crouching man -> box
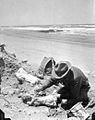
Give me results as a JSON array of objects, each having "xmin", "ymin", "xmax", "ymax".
[{"xmin": 35, "ymin": 61, "xmax": 90, "ymax": 109}]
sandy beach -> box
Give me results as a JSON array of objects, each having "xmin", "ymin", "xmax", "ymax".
[
  {"xmin": 1, "ymin": 0, "xmax": 95, "ymax": 119},
  {"xmin": 0, "ymin": 29, "xmax": 95, "ymax": 74},
  {"xmin": 0, "ymin": 28, "xmax": 95, "ymax": 120}
]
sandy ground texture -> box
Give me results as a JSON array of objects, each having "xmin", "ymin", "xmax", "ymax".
[
  {"xmin": 0, "ymin": 29, "xmax": 95, "ymax": 120},
  {"xmin": 0, "ymin": 48, "xmax": 68, "ymax": 120},
  {"xmin": 0, "ymin": 45, "xmax": 95, "ymax": 120}
]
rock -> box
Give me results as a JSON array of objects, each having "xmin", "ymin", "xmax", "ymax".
[
  {"xmin": 21, "ymin": 93, "xmax": 32, "ymax": 104},
  {"xmin": 15, "ymin": 68, "xmax": 39, "ymax": 86},
  {"xmin": 1, "ymin": 87, "xmax": 20, "ymax": 96}
]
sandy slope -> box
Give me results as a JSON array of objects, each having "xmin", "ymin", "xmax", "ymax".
[
  {"xmin": 0, "ymin": 31, "xmax": 95, "ymax": 120},
  {"xmin": 0, "ymin": 52, "xmax": 67, "ymax": 120}
]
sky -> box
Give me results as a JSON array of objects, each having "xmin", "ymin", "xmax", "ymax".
[{"xmin": 0, "ymin": 0, "xmax": 94, "ymax": 26}]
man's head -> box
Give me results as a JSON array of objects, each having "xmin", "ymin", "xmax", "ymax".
[
  {"xmin": 40, "ymin": 57, "xmax": 56, "ymax": 75},
  {"xmin": 52, "ymin": 61, "xmax": 71, "ymax": 79}
]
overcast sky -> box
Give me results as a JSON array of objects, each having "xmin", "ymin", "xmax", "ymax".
[{"xmin": 0, "ymin": 0, "xmax": 94, "ymax": 26}]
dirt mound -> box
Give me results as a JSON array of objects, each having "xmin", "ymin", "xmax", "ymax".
[
  {"xmin": 0, "ymin": 44, "xmax": 95, "ymax": 120},
  {"xmin": 0, "ymin": 45, "xmax": 67, "ymax": 120}
]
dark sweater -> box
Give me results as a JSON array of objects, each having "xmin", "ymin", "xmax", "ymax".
[{"xmin": 38, "ymin": 66, "xmax": 90, "ymax": 99}]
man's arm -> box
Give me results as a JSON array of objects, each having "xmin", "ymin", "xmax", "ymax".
[
  {"xmin": 53, "ymin": 83, "xmax": 64, "ymax": 93},
  {"xmin": 35, "ymin": 76, "xmax": 54, "ymax": 92}
]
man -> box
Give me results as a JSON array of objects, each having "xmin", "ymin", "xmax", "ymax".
[
  {"xmin": 35, "ymin": 61, "xmax": 90, "ymax": 109},
  {"xmin": 36, "ymin": 57, "xmax": 55, "ymax": 79}
]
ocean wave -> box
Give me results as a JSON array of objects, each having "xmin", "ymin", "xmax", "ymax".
[{"xmin": 0, "ymin": 26, "xmax": 95, "ymax": 46}]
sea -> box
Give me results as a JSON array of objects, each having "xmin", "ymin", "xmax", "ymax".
[{"xmin": 0, "ymin": 24, "xmax": 95, "ymax": 75}]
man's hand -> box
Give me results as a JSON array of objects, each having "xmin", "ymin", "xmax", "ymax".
[{"xmin": 52, "ymin": 90, "xmax": 60, "ymax": 98}]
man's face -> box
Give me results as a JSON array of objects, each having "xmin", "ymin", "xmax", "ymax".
[{"xmin": 45, "ymin": 67, "xmax": 52, "ymax": 75}]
